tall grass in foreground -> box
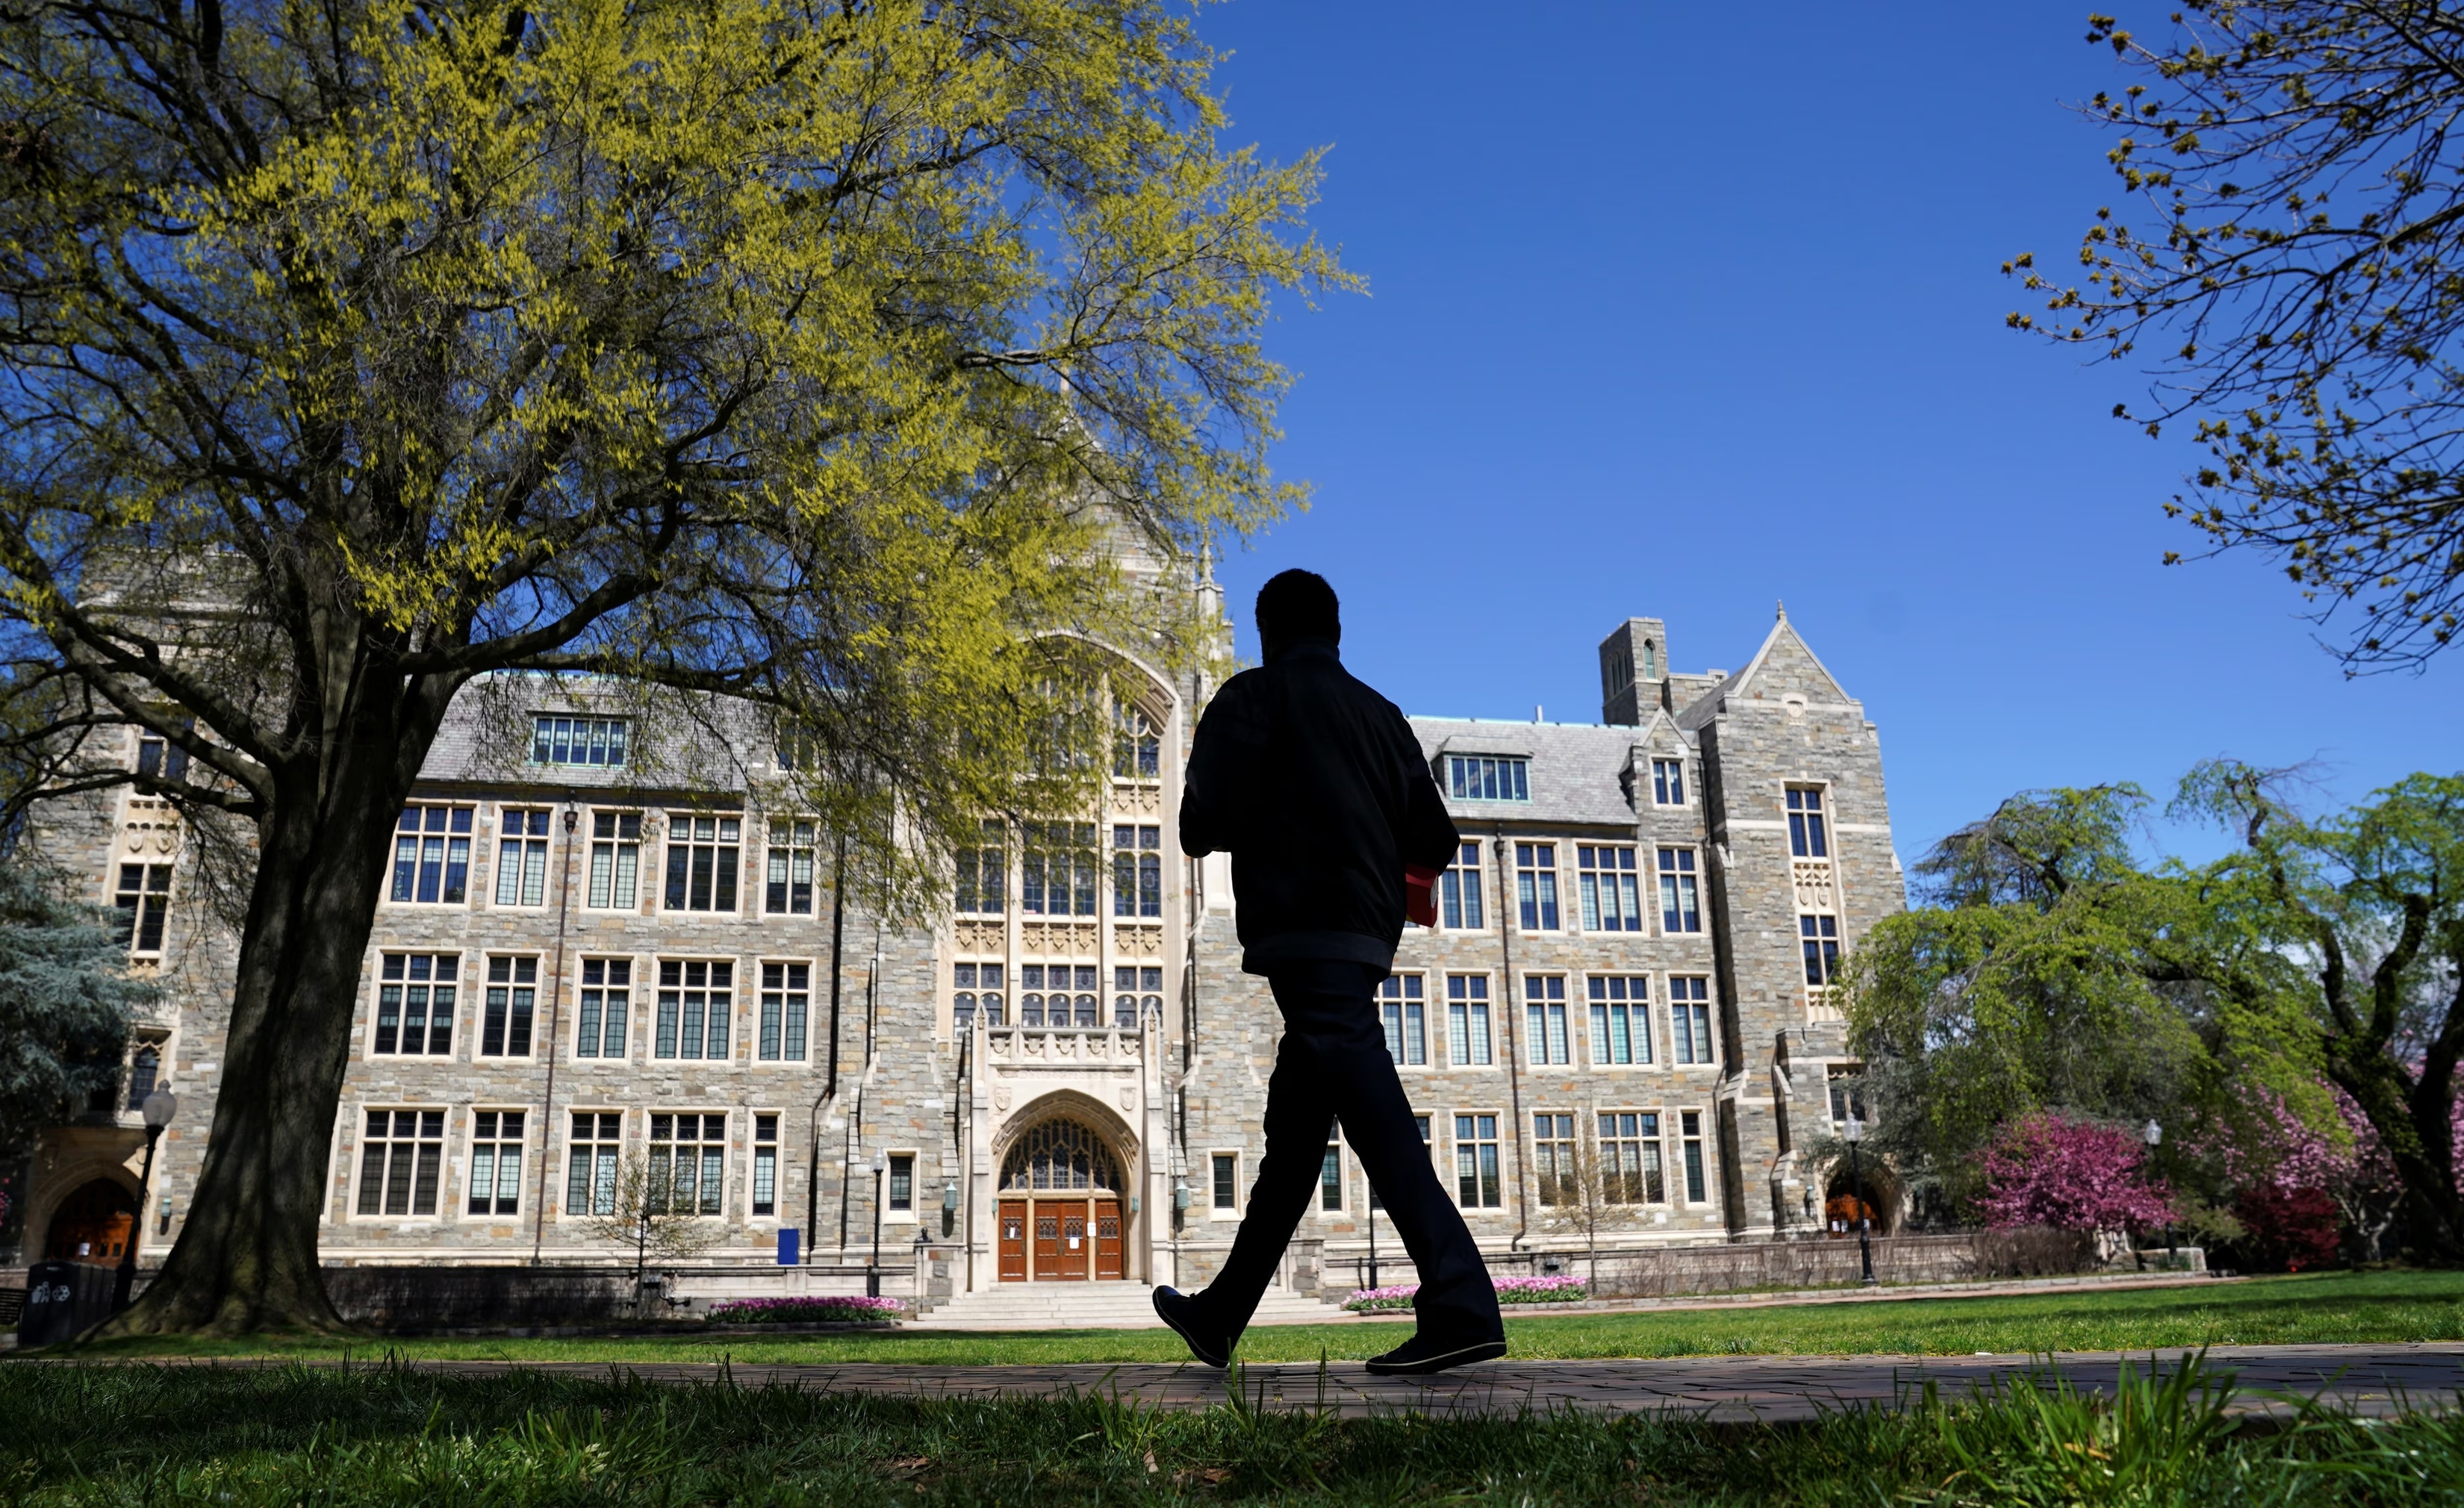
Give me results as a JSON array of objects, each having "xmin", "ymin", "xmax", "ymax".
[{"xmin": 1, "ymin": 1354, "xmax": 2460, "ymax": 1505}]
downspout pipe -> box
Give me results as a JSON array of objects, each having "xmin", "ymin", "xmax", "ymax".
[
  {"xmin": 529, "ymin": 803, "xmax": 580, "ymax": 1265},
  {"xmin": 1494, "ymin": 829, "xmax": 1531, "ymax": 1257}
]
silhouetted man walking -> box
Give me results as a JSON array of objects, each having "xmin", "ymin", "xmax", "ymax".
[{"xmin": 1154, "ymin": 570, "xmax": 1505, "ymax": 1376}]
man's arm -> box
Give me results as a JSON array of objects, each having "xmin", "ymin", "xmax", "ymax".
[{"xmin": 1179, "ymin": 679, "xmax": 1263, "ymax": 858}]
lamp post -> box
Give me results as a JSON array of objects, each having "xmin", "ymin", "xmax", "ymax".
[
  {"xmin": 1844, "ymin": 1113, "xmax": 1876, "ymax": 1286},
  {"xmin": 866, "ymin": 1147, "xmax": 887, "ymax": 1297},
  {"xmin": 2144, "ymin": 1119, "xmax": 2171, "ymax": 1267},
  {"xmin": 114, "ymin": 1090, "xmax": 178, "ymax": 1312},
  {"xmin": 1360, "ymin": 1183, "xmax": 1380, "ymax": 1291}
]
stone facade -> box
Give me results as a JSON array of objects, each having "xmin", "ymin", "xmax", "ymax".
[{"xmin": 6, "ymin": 602, "xmax": 1903, "ymax": 1305}]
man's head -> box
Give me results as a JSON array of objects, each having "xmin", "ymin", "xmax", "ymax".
[{"xmin": 1254, "ymin": 569, "xmax": 1340, "ymax": 660}]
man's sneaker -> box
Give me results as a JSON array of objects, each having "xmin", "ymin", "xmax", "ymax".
[
  {"xmin": 1152, "ymin": 1286, "xmax": 1231, "ymax": 1368},
  {"xmin": 1364, "ymin": 1332, "xmax": 1508, "ymax": 1377}
]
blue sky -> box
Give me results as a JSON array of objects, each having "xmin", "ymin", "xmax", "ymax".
[{"xmin": 1191, "ymin": 0, "xmax": 2461, "ymax": 869}]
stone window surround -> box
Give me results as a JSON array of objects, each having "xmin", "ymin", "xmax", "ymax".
[
  {"xmin": 1207, "ymin": 1150, "xmax": 1242, "ymax": 1218},
  {"xmin": 882, "ymin": 1148, "xmax": 920, "ymax": 1224}
]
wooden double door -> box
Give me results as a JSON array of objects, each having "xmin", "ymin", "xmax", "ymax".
[{"xmin": 997, "ymin": 1196, "xmax": 1124, "ymax": 1282}]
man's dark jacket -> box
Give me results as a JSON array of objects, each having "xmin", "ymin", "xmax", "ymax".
[{"xmin": 1180, "ymin": 638, "xmax": 1461, "ymax": 975}]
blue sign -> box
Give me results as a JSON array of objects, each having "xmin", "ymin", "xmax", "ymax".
[{"xmin": 776, "ymin": 1227, "xmax": 800, "ymax": 1266}]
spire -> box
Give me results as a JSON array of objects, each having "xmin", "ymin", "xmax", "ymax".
[{"xmin": 1776, "ymin": 598, "xmax": 1788, "ymax": 623}]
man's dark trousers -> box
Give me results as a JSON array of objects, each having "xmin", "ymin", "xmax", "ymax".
[{"xmin": 1195, "ymin": 958, "xmax": 1502, "ymax": 1343}]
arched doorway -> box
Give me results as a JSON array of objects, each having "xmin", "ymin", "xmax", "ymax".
[
  {"xmin": 995, "ymin": 1119, "xmax": 1124, "ymax": 1282},
  {"xmin": 1823, "ymin": 1163, "xmax": 1896, "ymax": 1237},
  {"xmin": 45, "ymin": 1178, "xmax": 136, "ymax": 1264}
]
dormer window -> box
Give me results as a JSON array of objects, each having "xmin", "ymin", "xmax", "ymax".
[
  {"xmin": 1446, "ymin": 755, "xmax": 1529, "ymax": 803},
  {"xmin": 531, "ymin": 715, "xmax": 628, "ymax": 767}
]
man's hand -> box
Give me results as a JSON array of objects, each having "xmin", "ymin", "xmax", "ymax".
[{"xmin": 1404, "ymin": 864, "xmax": 1440, "ymax": 928}]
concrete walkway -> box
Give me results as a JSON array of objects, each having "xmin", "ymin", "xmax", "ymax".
[{"xmin": 150, "ymin": 1343, "xmax": 2464, "ymax": 1422}]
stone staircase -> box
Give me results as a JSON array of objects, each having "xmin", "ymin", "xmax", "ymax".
[{"xmin": 913, "ymin": 1280, "xmax": 1354, "ymax": 1331}]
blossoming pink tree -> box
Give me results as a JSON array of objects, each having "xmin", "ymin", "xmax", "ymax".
[
  {"xmin": 1973, "ymin": 1113, "xmax": 2177, "ymax": 1250},
  {"xmin": 2201, "ymin": 1086, "xmax": 2406, "ymax": 1262}
]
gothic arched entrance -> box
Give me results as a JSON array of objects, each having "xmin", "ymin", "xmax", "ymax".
[
  {"xmin": 996, "ymin": 1118, "xmax": 1124, "ymax": 1282},
  {"xmin": 1823, "ymin": 1162, "xmax": 1897, "ymax": 1237},
  {"xmin": 44, "ymin": 1177, "xmax": 136, "ymax": 1264}
]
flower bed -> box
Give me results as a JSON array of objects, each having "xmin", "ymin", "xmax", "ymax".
[
  {"xmin": 705, "ymin": 1295, "xmax": 905, "ymax": 1326},
  {"xmin": 1341, "ymin": 1274, "xmax": 1588, "ymax": 1313}
]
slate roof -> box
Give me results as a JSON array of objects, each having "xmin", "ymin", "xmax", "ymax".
[{"xmin": 1407, "ymin": 716, "xmax": 1682, "ymax": 829}]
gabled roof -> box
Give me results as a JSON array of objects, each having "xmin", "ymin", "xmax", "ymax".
[{"xmin": 1714, "ymin": 606, "xmax": 1853, "ymax": 708}]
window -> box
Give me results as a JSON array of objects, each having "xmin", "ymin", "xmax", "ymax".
[
  {"xmin": 889, "ymin": 1152, "xmax": 915, "ymax": 1213},
  {"xmin": 134, "ymin": 728, "xmax": 190, "ymax": 782},
  {"xmin": 1446, "ymin": 755, "xmax": 1530, "ymax": 802},
  {"xmin": 1588, "ymin": 976, "xmax": 1651, "ymax": 1065},
  {"xmin": 1440, "ymin": 841, "xmax": 1484, "ymax": 929},
  {"xmin": 588, "ymin": 811, "xmax": 643, "ymax": 909},
  {"xmin": 648, "ymin": 1113, "xmax": 725, "ymax": 1215},
  {"xmin": 1114, "ymin": 704, "xmax": 1160, "ymax": 779},
  {"xmin": 1516, "ymin": 843, "xmax": 1560, "ymax": 930},
  {"xmin": 1212, "ymin": 1152, "xmax": 1239, "ymax": 1210},
  {"xmin": 1801, "ymin": 915, "xmax": 1841, "ymax": 986},
  {"xmin": 1828, "ymin": 1065, "xmax": 1867, "ymax": 1127},
  {"xmin": 753, "ymin": 1115, "xmax": 780, "ymax": 1216},
  {"xmin": 655, "ymin": 960, "xmax": 734, "ymax": 1060},
  {"xmin": 1641, "ymin": 640, "xmax": 1658, "ymax": 680},
  {"xmin": 765, "ymin": 820, "xmax": 817, "ymax": 915},
  {"xmin": 531, "ymin": 714, "xmax": 628, "ymax": 767},
  {"xmin": 955, "ymin": 821, "xmax": 1004, "ymax": 914},
  {"xmin": 1113, "ymin": 966, "xmax": 1163, "ymax": 1029},
  {"xmin": 1534, "ymin": 1114, "xmax": 1577, "ymax": 1206},
  {"xmin": 566, "ymin": 1112, "xmax": 622, "ymax": 1217},
  {"xmin": 467, "ymin": 1110, "xmax": 525, "ymax": 1216},
  {"xmin": 1455, "ymin": 1114, "xmax": 1502, "ymax": 1207},
  {"xmin": 1320, "ymin": 1141, "xmax": 1343, "ymax": 1211},
  {"xmin": 759, "ymin": 962, "xmax": 809, "ymax": 1062},
  {"xmin": 1380, "ymin": 973, "xmax": 1427, "ymax": 1066},
  {"xmin": 1680, "ymin": 1110, "xmax": 1708, "ymax": 1203},
  {"xmin": 1670, "ymin": 976, "xmax": 1715, "ymax": 1065},
  {"xmin": 355, "ymin": 1109, "xmax": 444, "ymax": 1217},
  {"xmin": 1657, "ymin": 848, "xmax": 1702, "ymax": 933},
  {"xmin": 1524, "ymin": 975, "xmax": 1569, "ymax": 1065},
  {"xmin": 374, "ymin": 953, "xmax": 458, "ymax": 1056},
  {"xmin": 125, "ymin": 1041, "xmax": 161, "ymax": 1109},
  {"xmin": 113, "ymin": 863, "xmax": 172, "ymax": 953},
  {"xmin": 391, "ymin": 806, "xmax": 473, "ymax": 904},
  {"xmin": 494, "ymin": 808, "xmax": 552, "ymax": 907},
  {"xmin": 1599, "ymin": 1112, "xmax": 1665, "ymax": 1203},
  {"xmin": 1022, "ymin": 823, "xmax": 1098, "ymax": 916},
  {"xmin": 1112, "ymin": 825, "xmax": 1163, "ymax": 918},
  {"xmin": 664, "ymin": 814, "xmax": 741, "ymax": 912},
  {"xmin": 1019, "ymin": 965, "xmax": 1097, "ymax": 1028},
  {"xmin": 1576, "ymin": 845, "xmax": 1640, "ymax": 932},
  {"xmin": 481, "ymin": 956, "xmax": 538, "ymax": 1057},
  {"xmin": 1446, "ymin": 974, "xmax": 1492, "ymax": 1066},
  {"xmin": 1651, "ymin": 758, "xmax": 1685, "ymax": 806},
  {"xmin": 1788, "ymin": 787, "xmax": 1829, "ymax": 859},
  {"xmin": 954, "ymin": 962, "xmax": 1004, "ymax": 1029},
  {"xmin": 574, "ymin": 958, "xmax": 631, "ymax": 1059}
]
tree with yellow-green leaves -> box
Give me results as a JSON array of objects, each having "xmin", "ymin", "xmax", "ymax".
[{"xmin": 0, "ymin": 0, "xmax": 1346, "ymax": 1335}]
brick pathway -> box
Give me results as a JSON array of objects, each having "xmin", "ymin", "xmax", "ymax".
[{"xmin": 237, "ymin": 1343, "xmax": 2464, "ymax": 1422}]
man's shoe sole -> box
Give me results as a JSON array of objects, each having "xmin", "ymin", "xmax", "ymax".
[
  {"xmin": 1364, "ymin": 1339, "xmax": 1508, "ymax": 1377},
  {"xmin": 1152, "ymin": 1290, "xmax": 1229, "ymax": 1368}
]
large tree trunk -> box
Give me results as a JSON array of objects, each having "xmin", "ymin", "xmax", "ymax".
[
  {"xmin": 101, "ymin": 670, "xmax": 456, "ymax": 1336},
  {"xmin": 2330, "ymin": 1053, "xmax": 2464, "ymax": 1266}
]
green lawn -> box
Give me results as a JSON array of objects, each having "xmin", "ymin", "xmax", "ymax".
[
  {"xmin": 6, "ymin": 1347, "xmax": 2464, "ymax": 1506},
  {"xmin": 44, "ymin": 1269, "xmax": 2464, "ymax": 1366}
]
